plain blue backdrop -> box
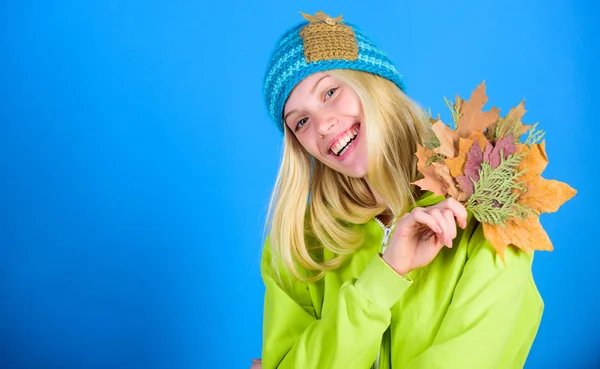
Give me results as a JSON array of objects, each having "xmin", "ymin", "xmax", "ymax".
[{"xmin": 0, "ymin": 0, "xmax": 597, "ymax": 368}]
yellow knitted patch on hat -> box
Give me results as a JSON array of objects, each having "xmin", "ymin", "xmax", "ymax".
[{"xmin": 299, "ymin": 11, "xmax": 358, "ymax": 62}]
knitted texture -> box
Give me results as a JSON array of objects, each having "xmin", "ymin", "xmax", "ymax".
[
  {"xmin": 263, "ymin": 12, "xmax": 405, "ymax": 132},
  {"xmin": 300, "ymin": 22, "xmax": 358, "ymax": 62}
]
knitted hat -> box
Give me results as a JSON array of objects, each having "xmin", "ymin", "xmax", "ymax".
[{"xmin": 263, "ymin": 11, "xmax": 405, "ymax": 132}]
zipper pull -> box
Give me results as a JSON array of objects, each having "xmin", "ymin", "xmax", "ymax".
[{"xmin": 382, "ymin": 227, "xmax": 392, "ymax": 246}]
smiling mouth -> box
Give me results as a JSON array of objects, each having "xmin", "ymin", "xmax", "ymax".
[{"xmin": 330, "ymin": 124, "xmax": 360, "ymax": 156}]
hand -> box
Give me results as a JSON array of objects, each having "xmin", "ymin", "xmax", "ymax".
[
  {"xmin": 382, "ymin": 197, "xmax": 468, "ymax": 276},
  {"xmin": 250, "ymin": 359, "xmax": 262, "ymax": 369}
]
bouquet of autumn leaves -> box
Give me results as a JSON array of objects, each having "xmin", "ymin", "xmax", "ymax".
[{"xmin": 413, "ymin": 82, "xmax": 577, "ymax": 261}]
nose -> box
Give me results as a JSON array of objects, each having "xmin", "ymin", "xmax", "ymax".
[{"xmin": 315, "ymin": 113, "xmax": 338, "ymax": 136}]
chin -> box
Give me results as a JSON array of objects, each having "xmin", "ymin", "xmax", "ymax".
[{"xmin": 340, "ymin": 166, "xmax": 368, "ymax": 179}]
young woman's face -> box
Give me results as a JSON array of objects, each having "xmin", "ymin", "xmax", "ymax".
[{"xmin": 283, "ymin": 72, "xmax": 368, "ymax": 178}]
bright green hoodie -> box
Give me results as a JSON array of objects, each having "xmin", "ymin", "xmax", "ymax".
[{"xmin": 261, "ymin": 192, "xmax": 543, "ymax": 369}]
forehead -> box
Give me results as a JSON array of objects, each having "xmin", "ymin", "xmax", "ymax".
[
  {"xmin": 285, "ymin": 72, "xmax": 332, "ymax": 109},
  {"xmin": 294, "ymin": 72, "xmax": 330, "ymax": 92}
]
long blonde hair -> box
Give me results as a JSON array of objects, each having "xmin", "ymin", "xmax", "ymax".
[{"xmin": 265, "ymin": 69, "xmax": 429, "ymax": 281}]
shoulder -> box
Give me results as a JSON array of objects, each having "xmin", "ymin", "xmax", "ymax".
[{"xmin": 460, "ymin": 214, "xmax": 535, "ymax": 278}]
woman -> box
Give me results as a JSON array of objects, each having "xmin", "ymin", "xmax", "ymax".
[{"xmin": 256, "ymin": 11, "xmax": 543, "ymax": 369}]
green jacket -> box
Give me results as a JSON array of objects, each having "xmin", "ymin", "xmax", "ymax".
[{"xmin": 261, "ymin": 192, "xmax": 543, "ymax": 368}]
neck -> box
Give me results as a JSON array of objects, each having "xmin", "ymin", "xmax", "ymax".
[
  {"xmin": 365, "ymin": 177, "xmax": 393, "ymax": 225},
  {"xmin": 364, "ymin": 177, "xmax": 386, "ymax": 207}
]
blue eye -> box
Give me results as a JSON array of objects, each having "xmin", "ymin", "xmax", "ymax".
[
  {"xmin": 325, "ymin": 87, "xmax": 338, "ymax": 99},
  {"xmin": 296, "ymin": 117, "xmax": 308, "ymax": 131}
]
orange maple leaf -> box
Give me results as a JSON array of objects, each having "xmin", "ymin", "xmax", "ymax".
[
  {"xmin": 482, "ymin": 139, "xmax": 577, "ymax": 261},
  {"xmin": 482, "ymin": 216, "xmax": 553, "ymax": 262},
  {"xmin": 517, "ymin": 141, "xmax": 548, "ymax": 182},
  {"xmin": 456, "ymin": 82, "xmax": 501, "ymax": 139},
  {"xmin": 445, "ymin": 131, "xmax": 487, "ymax": 177},
  {"xmin": 432, "ymin": 119, "xmax": 459, "ymax": 158},
  {"xmin": 486, "ymin": 100, "xmax": 532, "ymax": 139},
  {"xmin": 300, "ymin": 11, "xmax": 343, "ymax": 23},
  {"xmin": 413, "ymin": 145, "xmax": 458, "ymax": 197},
  {"xmin": 519, "ymin": 177, "xmax": 577, "ymax": 215}
]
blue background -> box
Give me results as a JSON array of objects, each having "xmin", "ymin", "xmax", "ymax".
[{"xmin": 0, "ymin": 0, "xmax": 597, "ymax": 368}]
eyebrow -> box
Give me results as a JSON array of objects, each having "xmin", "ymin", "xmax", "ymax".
[{"xmin": 283, "ymin": 75, "xmax": 331, "ymax": 123}]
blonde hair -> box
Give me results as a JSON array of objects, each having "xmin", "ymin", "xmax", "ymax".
[{"xmin": 266, "ymin": 69, "xmax": 429, "ymax": 281}]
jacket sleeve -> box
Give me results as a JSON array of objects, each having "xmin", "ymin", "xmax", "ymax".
[
  {"xmin": 404, "ymin": 220, "xmax": 543, "ymax": 369},
  {"xmin": 261, "ymin": 237, "xmax": 413, "ymax": 369}
]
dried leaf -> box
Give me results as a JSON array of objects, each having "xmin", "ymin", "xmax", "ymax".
[
  {"xmin": 432, "ymin": 162, "xmax": 459, "ymax": 198},
  {"xmin": 482, "ymin": 215, "xmax": 553, "ymax": 262},
  {"xmin": 502, "ymin": 101, "xmax": 531, "ymax": 139},
  {"xmin": 517, "ymin": 141, "xmax": 548, "ymax": 183},
  {"xmin": 506, "ymin": 100, "xmax": 526, "ymax": 122},
  {"xmin": 456, "ymin": 188, "xmax": 471, "ymax": 202},
  {"xmin": 464, "ymin": 140, "xmax": 484, "ymax": 182},
  {"xmin": 483, "ymin": 141, "xmax": 493, "ymax": 164},
  {"xmin": 412, "ymin": 172, "xmax": 447, "ymax": 197},
  {"xmin": 413, "ymin": 145, "xmax": 460, "ymax": 197},
  {"xmin": 413, "ymin": 145, "xmax": 447, "ymax": 196},
  {"xmin": 518, "ymin": 177, "xmax": 577, "ymax": 215},
  {"xmin": 415, "ymin": 144, "xmax": 437, "ymax": 172},
  {"xmin": 489, "ymin": 134, "xmax": 516, "ymax": 169},
  {"xmin": 446, "ymin": 130, "xmax": 488, "ymax": 196},
  {"xmin": 518, "ymin": 124, "xmax": 533, "ymax": 137},
  {"xmin": 456, "ymin": 82, "xmax": 501, "ymax": 138},
  {"xmin": 432, "ymin": 119, "xmax": 459, "ymax": 158},
  {"xmin": 456, "ymin": 175, "xmax": 474, "ymax": 195},
  {"xmin": 300, "ymin": 11, "xmax": 342, "ymax": 23},
  {"xmin": 469, "ymin": 130, "xmax": 488, "ymax": 152},
  {"xmin": 445, "ymin": 137, "xmax": 474, "ymax": 178}
]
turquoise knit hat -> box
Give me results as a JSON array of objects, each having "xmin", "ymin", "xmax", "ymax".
[{"xmin": 263, "ymin": 11, "xmax": 405, "ymax": 132}]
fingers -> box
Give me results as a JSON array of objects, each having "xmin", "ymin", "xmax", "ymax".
[
  {"xmin": 442, "ymin": 209, "xmax": 457, "ymax": 246},
  {"xmin": 427, "ymin": 208, "xmax": 453, "ymax": 248},
  {"xmin": 411, "ymin": 208, "xmax": 443, "ymax": 235},
  {"xmin": 433, "ymin": 197, "xmax": 468, "ymax": 229},
  {"xmin": 407, "ymin": 200, "xmax": 465, "ymax": 249}
]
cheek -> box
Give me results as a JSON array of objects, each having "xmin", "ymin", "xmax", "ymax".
[
  {"xmin": 295, "ymin": 134, "xmax": 321, "ymax": 157},
  {"xmin": 338, "ymin": 89, "xmax": 362, "ymax": 116},
  {"xmin": 357, "ymin": 133, "xmax": 369, "ymax": 160}
]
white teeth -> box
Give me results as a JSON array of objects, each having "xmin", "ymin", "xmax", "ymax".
[
  {"xmin": 338, "ymin": 143, "xmax": 351, "ymax": 156},
  {"xmin": 331, "ymin": 126, "xmax": 360, "ymax": 156}
]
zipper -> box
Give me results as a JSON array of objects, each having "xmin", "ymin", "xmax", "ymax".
[
  {"xmin": 374, "ymin": 216, "xmax": 394, "ymax": 252},
  {"xmin": 373, "ymin": 217, "xmax": 394, "ymax": 369}
]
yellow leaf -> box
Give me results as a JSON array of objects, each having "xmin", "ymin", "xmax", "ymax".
[
  {"xmin": 445, "ymin": 137, "xmax": 474, "ymax": 177},
  {"xmin": 518, "ymin": 123, "xmax": 533, "ymax": 137},
  {"xmin": 506, "ymin": 100, "xmax": 527, "ymax": 123},
  {"xmin": 432, "ymin": 119, "xmax": 459, "ymax": 158},
  {"xmin": 519, "ymin": 177, "xmax": 577, "ymax": 215},
  {"xmin": 469, "ymin": 130, "xmax": 488, "ymax": 151},
  {"xmin": 432, "ymin": 162, "xmax": 459, "ymax": 198},
  {"xmin": 491, "ymin": 100, "xmax": 531, "ymax": 138},
  {"xmin": 517, "ymin": 141, "xmax": 548, "ymax": 183},
  {"xmin": 300, "ymin": 11, "xmax": 320, "ymax": 22},
  {"xmin": 415, "ymin": 144, "xmax": 436, "ymax": 172},
  {"xmin": 413, "ymin": 145, "xmax": 455, "ymax": 197},
  {"xmin": 300, "ymin": 10, "xmax": 342, "ymax": 23},
  {"xmin": 456, "ymin": 82, "xmax": 501, "ymax": 138},
  {"xmin": 482, "ymin": 216, "xmax": 553, "ymax": 262}
]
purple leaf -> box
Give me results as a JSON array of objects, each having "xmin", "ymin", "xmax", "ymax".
[
  {"xmin": 464, "ymin": 141, "xmax": 484, "ymax": 183},
  {"xmin": 489, "ymin": 134, "xmax": 516, "ymax": 168},
  {"xmin": 456, "ymin": 175, "xmax": 474, "ymax": 195},
  {"xmin": 483, "ymin": 142, "xmax": 493, "ymax": 164}
]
